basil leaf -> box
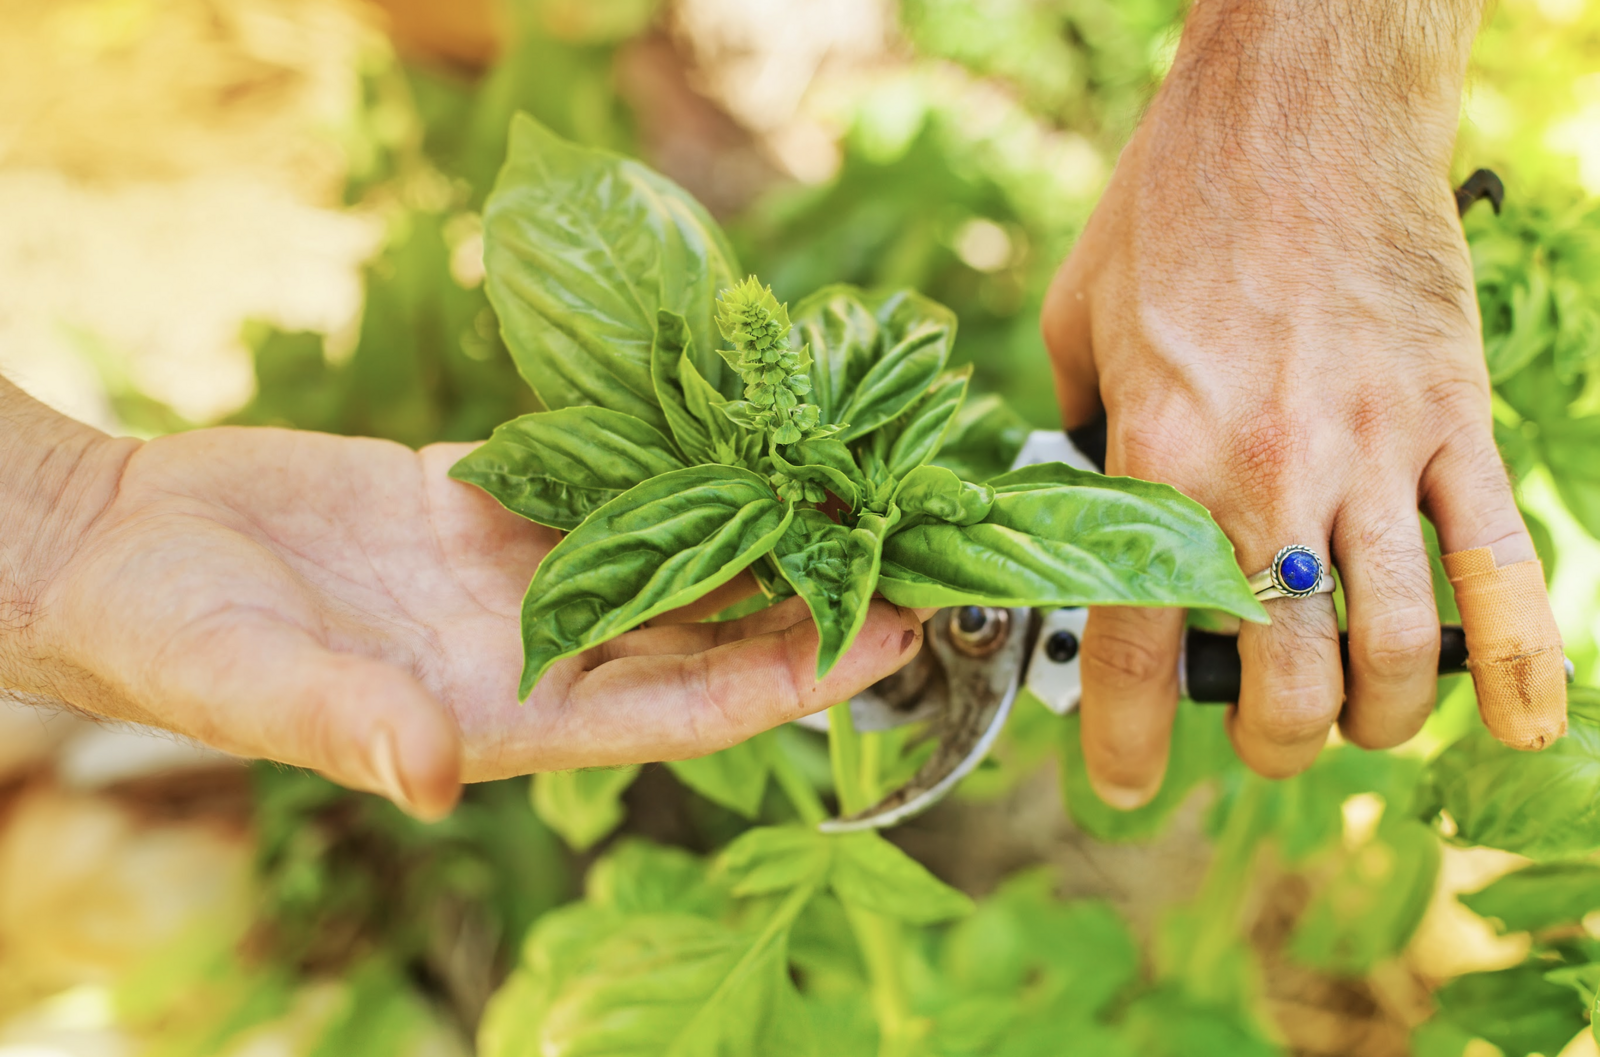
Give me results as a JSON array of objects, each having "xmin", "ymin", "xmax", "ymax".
[
  {"xmin": 932, "ymin": 392, "xmax": 1030, "ymax": 482},
  {"xmin": 532, "ymin": 766, "xmax": 641, "ymax": 851},
  {"xmin": 484, "ymin": 115, "xmax": 740, "ymax": 431},
  {"xmin": 1485, "ymin": 259, "xmax": 1553, "ymax": 383},
  {"xmin": 718, "ymin": 826, "xmax": 832, "ymax": 897},
  {"xmin": 877, "ymin": 462, "xmax": 1264, "ymax": 621},
  {"xmin": 667, "ymin": 739, "xmax": 771, "ymax": 819},
  {"xmin": 1421, "ymin": 709, "xmax": 1600, "ymax": 860},
  {"xmin": 1460, "ymin": 863, "xmax": 1600, "ymax": 934},
  {"xmin": 770, "ymin": 447, "xmax": 859, "ymax": 510},
  {"xmin": 829, "ymin": 831, "xmax": 973, "ymax": 924},
  {"xmin": 482, "ymin": 905, "xmax": 816, "ymax": 1057},
  {"xmin": 588, "ymin": 840, "xmax": 728, "ymax": 918},
  {"xmin": 519, "ymin": 465, "xmax": 793, "ymax": 694},
  {"xmin": 789, "ymin": 285, "xmax": 881, "ymax": 424},
  {"xmin": 836, "ymin": 290, "xmax": 955, "ymax": 441},
  {"xmin": 885, "ymin": 367, "xmax": 969, "ymax": 478},
  {"xmin": 653, "ymin": 309, "xmax": 760, "ymax": 467},
  {"xmin": 892, "ymin": 464, "xmax": 995, "ymax": 526},
  {"xmin": 771, "ymin": 509, "xmax": 885, "ymax": 679},
  {"xmin": 449, "ymin": 407, "xmax": 685, "ymax": 530},
  {"xmin": 1434, "ymin": 964, "xmax": 1587, "ymax": 1057}
]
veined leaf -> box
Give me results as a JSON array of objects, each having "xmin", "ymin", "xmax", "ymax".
[
  {"xmin": 718, "ymin": 826, "xmax": 832, "ymax": 897},
  {"xmin": 933, "ymin": 392, "xmax": 1030, "ymax": 483},
  {"xmin": 667, "ymin": 739, "xmax": 771, "ymax": 819},
  {"xmin": 771, "ymin": 510, "xmax": 886, "ymax": 679},
  {"xmin": 893, "ymin": 464, "xmax": 995, "ymax": 526},
  {"xmin": 519, "ymin": 465, "xmax": 792, "ymax": 694},
  {"xmin": 1460, "ymin": 862, "xmax": 1600, "ymax": 934},
  {"xmin": 532, "ymin": 767, "xmax": 641, "ymax": 851},
  {"xmin": 480, "ymin": 901, "xmax": 816, "ymax": 1057},
  {"xmin": 790, "ymin": 285, "xmax": 955, "ymax": 437},
  {"xmin": 484, "ymin": 115, "xmax": 741, "ymax": 431},
  {"xmin": 829, "ymin": 831, "xmax": 974, "ymax": 924},
  {"xmin": 877, "ymin": 462, "xmax": 1264, "ymax": 621},
  {"xmin": 885, "ymin": 367, "xmax": 969, "ymax": 478},
  {"xmin": 1422, "ymin": 708, "xmax": 1600, "ymax": 860},
  {"xmin": 1434, "ymin": 964, "xmax": 1587, "ymax": 1057},
  {"xmin": 837, "ymin": 290, "xmax": 955, "ymax": 441},
  {"xmin": 449, "ymin": 407, "xmax": 685, "ymax": 530}
]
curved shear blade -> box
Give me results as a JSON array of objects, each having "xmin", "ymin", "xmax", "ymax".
[{"xmin": 819, "ymin": 607, "xmax": 1037, "ymax": 832}]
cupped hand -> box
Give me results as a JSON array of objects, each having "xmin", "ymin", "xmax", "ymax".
[
  {"xmin": 1041, "ymin": 3, "xmax": 1560, "ymax": 806},
  {"xmin": 18, "ymin": 427, "xmax": 924, "ymax": 818}
]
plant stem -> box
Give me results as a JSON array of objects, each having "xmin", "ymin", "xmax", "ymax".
[{"xmin": 827, "ymin": 703, "xmax": 923, "ymax": 1057}]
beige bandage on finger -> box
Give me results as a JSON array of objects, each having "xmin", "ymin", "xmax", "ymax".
[{"xmin": 1444, "ymin": 547, "xmax": 1567, "ymax": 750}]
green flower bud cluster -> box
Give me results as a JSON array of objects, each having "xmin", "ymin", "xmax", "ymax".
[
  {"xmin": 715, "ymin": 278, "xmax": 820, "ymax": 446},
  {"xmin": 771, "ymin": 473, "xmax": 827, "ymax": 505}
]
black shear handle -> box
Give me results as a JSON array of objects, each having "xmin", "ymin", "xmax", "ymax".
[{"xmin": 1185, "ymin": 625, "xmax": 1469, "ymax": 704}]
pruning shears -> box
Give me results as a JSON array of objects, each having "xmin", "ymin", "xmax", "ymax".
[{"xmin": 810, "ymin": 426, "xmax": 1480, "ymax": 833}]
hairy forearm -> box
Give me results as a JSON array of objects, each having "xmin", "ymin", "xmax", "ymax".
[{"xmin": 0, "ymin": 376, "xmax": 138, "ymax": 691}]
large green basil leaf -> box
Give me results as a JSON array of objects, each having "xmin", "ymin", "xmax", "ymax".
[
  {"xmin": 877, "ymin": 462, "xmax": 1264, "ymax": 621},
  {"xmin": 884, "ymin": 367, "xmax": 969, "ymax": 478},
  {"xmin": 484, "ymin": 115, "xmax": 741, "ymax": 432},
  {"xmin": 771, "ymin": 510, "xmax": 885, "ymax": 679},
  {"xmin": 479, "ymin": 904, "xmax": 815, "ymax": 1057},
  {"xmin": 1460, "ymin": 863, "xmax": 1600, "ymax": 934},
  {"xmin": 449, "ymin": 407, "xmax": 685, "ymax": 530},
  {"xmin": 790, "ymin": 286, "xmax": 955, "ymax": 437},
  {"xmin": 532, "ymin": 766, "xmax": 641, "ymax": 851},
  {"xmin": 1421, "ymin": 709, "xmax": 1600, "ymax": 860},
  {"xmin": 932, "ymin": 393, "xmax": 1031, "ymax": 483},
  {"xmin": 519, "ymin": 466, "xmax": 793, "ymax": 694},
  {"xmin": 893, "ymin": 464, "xmax": 995, "ymax": 526}
]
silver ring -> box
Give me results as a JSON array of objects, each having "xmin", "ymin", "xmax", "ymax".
[{"xmin": 1247, "ymin": 544, "xmax": 1336, "ymax": 601}]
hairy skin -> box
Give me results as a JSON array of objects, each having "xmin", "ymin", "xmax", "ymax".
[
  {"xmin": 0, "ymin": 378, "xmax": 926, "ymax": 819},
  {"xmin": 1043, "ymin": 0, "xmax": 1551, "ymax": 804}
]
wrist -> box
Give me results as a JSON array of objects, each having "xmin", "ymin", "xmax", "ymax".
[
  {"xmin": 0, "ymin": 377, "xmax": 139, "ymax": 691},
  {"xmin": 1152, "ymin": 0, "xmax": 1483, "ymax": 195}
]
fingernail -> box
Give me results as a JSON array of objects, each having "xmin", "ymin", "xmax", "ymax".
[
  {"xmin": 1090, "ymin": 776, "xmax": 1161, "ymax": 811},
  {"xmin": 900, "ymin": 627, "xmax": 918, "ymax": 653},
  {"xmin": 368, "ymin": 728, "xmax": 415, "ymax": 813}
]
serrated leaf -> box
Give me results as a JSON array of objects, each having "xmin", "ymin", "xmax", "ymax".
[
  {"xmin": 450, "ymin": 407, "xmax": 685, "ymax": 529},
  {"xmin": 519, "ymin": 465, "xmax": 792, "ymax": 693}
]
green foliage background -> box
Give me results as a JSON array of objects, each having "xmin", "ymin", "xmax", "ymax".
[{"xmin": 120, "ymin": 0, "xmax": 1600, "ymax": 1054}]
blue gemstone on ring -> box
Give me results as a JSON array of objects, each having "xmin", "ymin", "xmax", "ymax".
[{"xmin": 1279, "ymin": 549, "xmax": 1321, "ymax": 593}]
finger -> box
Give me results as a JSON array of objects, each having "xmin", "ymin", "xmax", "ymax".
[
  {"xmin": 1333, "ymin": 502, "xmax": 1440, "ymax": 749},
  {"xmin": 1230, "ymin": 541, "xmax": 1344, "ymax": 779},
  {"xmin": 157, "ymin": 611, "xmax": 462, "ymax": 819},
  {"xmin": 1078, "ymin": 605, "xmax": 1186, "ymax": 809},
  {"xmin": 1042, "ymin": 256, "xmax": 1103, "ymax": 429},
  {"xmin": 1422, "ymin": 430, "xmax": 1566, "ymax": 749},
  {"xmin": 534, "ymin": 599, "xmax": 925, "ymax": 767}
]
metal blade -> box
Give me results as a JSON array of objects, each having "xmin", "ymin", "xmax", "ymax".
[{"xmin": 819, "ymin": 606, "xmax": 1037, "ymax": 832}]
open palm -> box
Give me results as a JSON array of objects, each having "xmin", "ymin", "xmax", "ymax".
[{"xmin": 39, "ymin": 427, "xmax": 924, "ymax": 817}]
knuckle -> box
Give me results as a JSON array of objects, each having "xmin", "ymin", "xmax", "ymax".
[
  {"xmin": 1083, "ymin": 628, "xmax": 1170, "ymax": 688},
  {"xmin": 1250, "ymin": 698, "xmax": 1338, "ymax": 749},
  {"xmin": 1354, "ymin": 610, "xmax": 1439, "ymax": 683}
]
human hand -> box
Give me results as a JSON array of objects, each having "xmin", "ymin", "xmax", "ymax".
[
  {"xmin": 1041, "ymin": 0, "xmax": 1562, "ymax": 806},
  {"xmin": 0, "ymin": 405, "xmax": 925, "ymax": 819}
]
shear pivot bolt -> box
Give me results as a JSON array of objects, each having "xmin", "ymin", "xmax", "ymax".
[
  {"xmin": 1045, "ymin": 629, "xmax": 1079, "ymax": 664},
  {"xmin": 949, "ymin": 606, "xmax": 1009, "ymax": 657}
]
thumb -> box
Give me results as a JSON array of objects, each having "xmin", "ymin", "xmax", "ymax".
[
  {"xmin": 1042, "ymin": 250, "xmax": 1103, "ymax": 430},
  {"xmin": 157, "ymin": 613, "xmax": 462, "ymax": 818}
]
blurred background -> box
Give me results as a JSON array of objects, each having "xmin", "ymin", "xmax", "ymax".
[{"xmin": 1, "ymin": 0, "xmax": 1598, "ymax": 1055}]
